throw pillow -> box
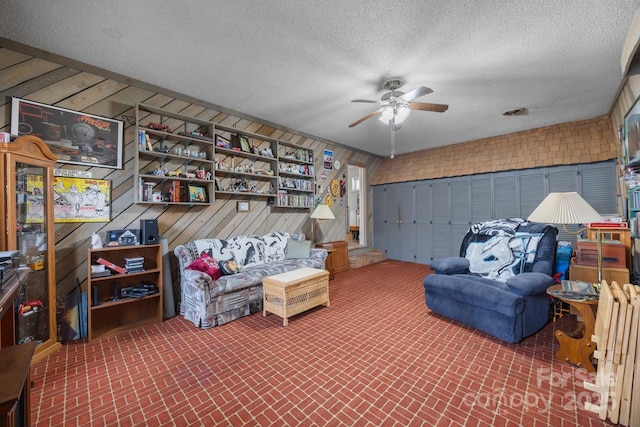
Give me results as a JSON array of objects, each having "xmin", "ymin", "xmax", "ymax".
[
  {"xmin": 506, "ymin": 272, "xmax": 555, "ymax": 296},
  {"xmin": 429, "ymin": 257, "xmax": 470, "ymax": 275},
  {"xmin": 219, "ymin": 259, "xmax": 239, "ymax": 275},
  {"xmin": 285, "ymin": 239, "xmax": 311, "ymax": 259},
  {"xmin": 186, "ymin": 252, "xmax": 222, "ymax": 280}
]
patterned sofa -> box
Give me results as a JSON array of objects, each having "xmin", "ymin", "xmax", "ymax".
[{"xmin": 174, "ymin": 232, "xmax": 327, "ymax": 328}]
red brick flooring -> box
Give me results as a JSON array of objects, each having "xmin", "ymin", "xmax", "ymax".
[{"xmin": 31, "ymin": 261, "xmax": 615, "ymax": 426}]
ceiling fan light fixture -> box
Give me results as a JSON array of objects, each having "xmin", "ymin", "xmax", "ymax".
[
  {"xmin": 381, "ymin": 107, "xmax": 395, "ymax": 121},
  {"xmin": 395, "ymin": 105, "xmax": 410, "ymax": 123}
]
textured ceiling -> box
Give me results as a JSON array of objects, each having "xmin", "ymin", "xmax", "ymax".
[{"xmin": 0, "ymin": 1, "xmax": 638, "ymax": 158}]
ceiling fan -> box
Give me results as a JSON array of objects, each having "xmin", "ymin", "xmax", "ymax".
[
  {"xmin": 348, "ymin": 78, "xmax": 449, "ymax": 158},
  {"xmin": 348, "ymin": 78, "xmax": 449, "ymax": 129}
]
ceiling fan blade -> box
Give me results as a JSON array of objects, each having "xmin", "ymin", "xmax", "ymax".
[
  {"xmin": 399, "ymin": 86, "xmax": 433, "ymax": 102},
  {"xmin": 348, "ymin": 109, "xmax": 382, "ymax": 127},
  {"xmin": 351, "ymin": 99, "xmax": 379, "ymax": 104},
  {"xmin": 409, "ymin": 102, "xmax": 449, "ymax": 113}
]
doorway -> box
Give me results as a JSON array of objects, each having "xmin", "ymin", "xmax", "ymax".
[{"xmin": 347, "ymin": 165, "xmax": 366, "ymax": 247}]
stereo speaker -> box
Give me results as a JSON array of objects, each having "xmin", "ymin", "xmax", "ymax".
[{"xmin": 140, "ymin": 219, "xmax": 158, "ymax": 245}]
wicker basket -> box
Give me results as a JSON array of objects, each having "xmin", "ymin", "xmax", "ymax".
[{"xmin": 262, "ymin": 267, "xmax": 329, "ymax": 326}]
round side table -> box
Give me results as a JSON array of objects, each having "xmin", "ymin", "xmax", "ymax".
[{"xmin": 547, "ymin": 284, "xmax": 599, "ymax": 372}]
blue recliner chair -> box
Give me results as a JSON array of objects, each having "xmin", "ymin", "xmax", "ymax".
[{"xmin": 422, "ymin": 219, "xmax": 558, "ymax": 343}]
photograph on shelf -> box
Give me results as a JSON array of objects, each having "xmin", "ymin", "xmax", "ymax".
[
  {"xmin": 323, "ymin": 149, "xmax": 333, "ymax": 170},
  {"xmin": 625, "ymin": 94, "xmax": 640, "ymax": 166},
  {"xmin": 239, "ymin": 135, "xmax": 251, "ymax": 153},
  {"xmin": 187, "ymin": 184, "xmax": 208, "ymax": 203},
  {"xmin": 11, "ymin": 97, "xmax": 124, "ymax": 169}
]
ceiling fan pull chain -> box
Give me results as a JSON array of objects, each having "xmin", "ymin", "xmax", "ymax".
[{"xmin": 390, "ymin": 117, "xmax": 396, "ymax": 159}]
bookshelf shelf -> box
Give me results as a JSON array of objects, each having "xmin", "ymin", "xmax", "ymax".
[{"xmin": 87, "ymin": 244, "xmax": 163, "ymax": 341}]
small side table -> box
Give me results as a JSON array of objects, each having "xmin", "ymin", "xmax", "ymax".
[
  {"xmin": 323, "ymin": 248, "xmax": 335, "ymax": 280},
  {"xmin": 547, "ymin": 284, "xmax": 599, "ymax": 372}
]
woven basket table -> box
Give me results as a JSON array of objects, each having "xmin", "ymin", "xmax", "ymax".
[{"xmin": 262, "ymin": 267, "xmax": 330, "ymax": 326}]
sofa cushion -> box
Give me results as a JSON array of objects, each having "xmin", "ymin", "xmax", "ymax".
[
  {"xmin": 285, "ymin": 239, "xmax": 312, "ymax": 259},
  {"xmin": 506, "ymin": 272, "xmax": 555, "ymax": 296},
  {"xmin": 219, "ymin": 259, "xmax": 239, "ymax": 275},
  {"xmin": 234, "ymin": 235, "xmax": 268, "ymax": 268},
  {"xmin": 262, "ymin": 232, "xmax": 290, "ymax": 262},
  {"xmin": 187, "ymin": 252, "xmax": 222, "ymax": 280},
  {"xmin": 429, "ymin": 257, "xmax": 470, "ymax": 275}
]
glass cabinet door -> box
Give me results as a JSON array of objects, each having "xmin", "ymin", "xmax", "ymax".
[
  {"xmin": 1, "ymin": 135, "xmax": 60, "ymax": 360},
  {"xmin": 15, "ymin": 163, "xmax": 51, "ymax": 345}
]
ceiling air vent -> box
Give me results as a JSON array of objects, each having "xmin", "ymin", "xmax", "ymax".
[{"xmin": 502, "ymin": 108, "xmax": 527, "ymax": 116}]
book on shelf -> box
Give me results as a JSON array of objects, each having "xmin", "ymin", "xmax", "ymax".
[
  {"xmin": 586, "ymin": 222, "xmax": 628, "ymax": 228},
  {"xmin": 96, "ymin": 258, "xmax": 126, "ymax": 275}
]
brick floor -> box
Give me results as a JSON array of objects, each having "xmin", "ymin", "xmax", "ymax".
[{"xmin": 30, "ymin": 260, "xmax": 615, "ymax": 426}]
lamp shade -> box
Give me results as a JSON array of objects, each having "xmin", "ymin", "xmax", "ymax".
[
  {"xmin": 527, "ymin": 192, "xmax": 602, "ymax": 224},
  {"xmin": 310, "ymin": 204, "xmax": 335, "ymax": 220}
]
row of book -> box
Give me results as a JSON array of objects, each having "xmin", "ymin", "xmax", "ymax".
[
  {"xmin": 278, "ymin": 177, "xmax": 313, "ymax": 191},
  {"xmin": 277, "ymin": 194, "xmax": 314, "ymax": 207}
]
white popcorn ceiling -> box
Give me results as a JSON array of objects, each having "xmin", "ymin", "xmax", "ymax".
[{"xmin": 0, "ymin": 0, "xmax": 638, "ymax": 157}]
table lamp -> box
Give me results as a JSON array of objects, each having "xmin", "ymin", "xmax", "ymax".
[
  {"xmin": 310, "ymin": 204, "xmax": 335, "ymax": 244},
  {"xmin": 527, "ymin": 192, "xmax": 603, "ymax": 282}
]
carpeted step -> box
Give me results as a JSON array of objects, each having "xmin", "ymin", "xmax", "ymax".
[{"xmin": 348, "ymin": 249, "xmax": 386, "ymax": 268}]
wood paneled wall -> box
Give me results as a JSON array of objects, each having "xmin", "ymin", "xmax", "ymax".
[{"xmin": 0, "ymin": 45, "xmax": 381, "ymax": 297}]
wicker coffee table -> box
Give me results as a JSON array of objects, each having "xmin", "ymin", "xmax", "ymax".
[{"xmin": 263, "ymin": 267, "xmax": 330, "ymax": 326}]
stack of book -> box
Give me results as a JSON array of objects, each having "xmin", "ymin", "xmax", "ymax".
[
  {"xmin": 124, "ymin": 257, "xmax": 144, "ymax": 273},
  {"xmin": 90, "ymin": 264, "xmax": 111, "ymax": 278}
]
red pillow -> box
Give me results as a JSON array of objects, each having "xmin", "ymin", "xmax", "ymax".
[{"xmin": 186, "ymin": 252, "xmax": 222, "ymax": 280}]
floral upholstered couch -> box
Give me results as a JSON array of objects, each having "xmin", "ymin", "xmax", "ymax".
[{"xmin": 174, "ymin": 232, "xmax": 327, "ymax": 328}]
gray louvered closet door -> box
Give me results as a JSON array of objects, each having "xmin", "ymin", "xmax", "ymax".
[
  {"xmin": 581, "ymin": 162, "xmax": 616, "ymax": 215},
  {"xmin": 372, "ymin": 185, "xmax": 387, "ymax": 253},
  {"xmin": 431, "ymin": 179, "xmax": 451, "ymax": 259},
  {"xmin": 519, "ymin": 169, "xmax": 546, "ymax": 219},
  {"xmin": 451, "ymin": 178, "xmax": 471, "ymax": 255},
  {"xmin": 370, "ymin": 160, "xmax": 616, "ymax": 262},
  {"xmin": 383, "ymin": 183, "xmax": 416, "ymax": 262},
  {"xmin": 494, "ymin": 172, "xmax": 519, "ymax": 219},
  {"xmin": 471, "ymin": 176, "xmax": 492, "ymax": 224},
  {"xmin": 415, "ymin": 182, "xmax": 433, "ymax": 264}
]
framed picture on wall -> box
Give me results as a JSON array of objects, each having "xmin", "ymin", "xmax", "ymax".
[
  {"xmin": 625, "ymin": 95, "xmax": 640, "ymax": 166},
  {"xmin": 323, "ymin": 149, "xmax": 333, "ymax": 170},
  {"xmin": 10, "ymin": 97, "xmax": 124, "ymax": 169},
  {"xmin": 24, "ymin": 175, "xmax": 111, "ymax": 223}
]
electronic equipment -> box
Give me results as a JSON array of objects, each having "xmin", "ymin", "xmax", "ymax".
[
  {"xmin": 105, "ymin": 229, "xmax": 139, "ymax": 246},
  {"xmin": 0, "ymin": 250, "xmax": 19, "ymax": 284},
  {"xmin": 140, "ymin": 219, "xmax": 158, "ymax": 245}
]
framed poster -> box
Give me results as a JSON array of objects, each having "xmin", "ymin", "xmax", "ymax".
[
  {"xmin": 323, "ymin": 149, "xmax": 333, "ymax": 170},
  {"xmin": 52, "ymin": 177, "xmax": 111, "ymax": 222},
  {"xmin": 11, "ymin": 97, "xmax": 124, "ymax": 169},
  {"xmin": 625, "ymin": 95, "xmax": 640, "ymax": 166}
]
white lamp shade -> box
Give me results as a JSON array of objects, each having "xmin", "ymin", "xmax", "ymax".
[
  {"xmin": 310, "ymin": 204, "xmax": 335, "ymax": 220},
  {"xmin": 527, "ymin": 192, "xmax": 602, "ymax": 224}
]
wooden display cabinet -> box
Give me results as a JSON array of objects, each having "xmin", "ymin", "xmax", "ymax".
[
  {"xmin": 0, "ymin": 135, "xmax": 61, "ymax": 362},
  {"xmin": 87, "ymin": 244, "xmax": 163, "ymax": 341},
  {"xmin": 316, "ymin": 241, "xmax": 350, "ymax": 275}
]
